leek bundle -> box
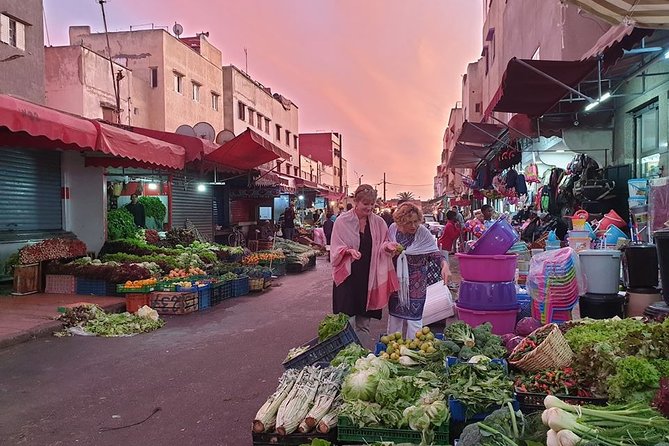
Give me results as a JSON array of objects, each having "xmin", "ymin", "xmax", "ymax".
[
  {"xmin": 302, "ymin": 366, "xmax": 347, "ymax": 431},
  {"xmin": 253, "ymin": 369, "xmax": 299, "ymax": 433},
  {"xmin": 276, "ymin": 367, "xmax": 322, "ymax": 435},
  {"xmin": 317, "ymin": 396, "xmax": 342, "ymax": 434}
]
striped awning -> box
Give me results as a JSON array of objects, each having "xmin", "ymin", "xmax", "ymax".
[{"xmin": 564, "ymin": 0, "xmax": 669, "ymax": 29}]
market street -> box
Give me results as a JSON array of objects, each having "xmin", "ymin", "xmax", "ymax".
[{"xmin": 0, "ymin": 259, "xmax": 370, "ymax": 446}]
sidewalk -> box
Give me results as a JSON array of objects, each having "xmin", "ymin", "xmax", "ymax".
[{"xmin": 0, "ymin": 294, "xmax": 125, "ymax": 349}]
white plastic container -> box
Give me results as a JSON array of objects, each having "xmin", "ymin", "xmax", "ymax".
[{"xmin": 578, "ymin": 249, "xmax": 622, "ymax": 295}]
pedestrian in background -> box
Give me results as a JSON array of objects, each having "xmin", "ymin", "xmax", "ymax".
[
  {"xmin": 331, "ymin": 185, "xmax": 399, "ymax": 343},
  {"xmin": 282, "ymin": 203, "xmax": 296, "ymax": 240},
  {"xmin": 387, "ymin": 202, "xmax": 450, "ymax": 339},
  {"xmin": 438, "ymin": 210, "xmax": 461, "ymax": 257},
  {"xmin": 125, "ymin": 193, "xmax": 146, "ymax": 228}
]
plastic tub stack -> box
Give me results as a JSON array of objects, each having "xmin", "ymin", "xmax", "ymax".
[
  {"xmin": 567, "ymin": 211, "xmax": 592, "ymax": 252},
  {"xmin": 456, "ymin": 216, "xmax": 520, "ymax": 335},
  {"xmin": 648, "ymin": 228, "xmax": 669, "ymax": 319},
  {"xmin": 578, "ymin": 249, "xmax": 625, "ymax": 319},
  {"xmin": 628, "ymin": 178, "xmax": 650, "ymax": 242},
  {"xmin": 527, "ymin": 248, "xmax": 582, "ymax": 324}
]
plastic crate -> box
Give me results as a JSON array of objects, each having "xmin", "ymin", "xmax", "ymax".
[
  {"xmin": 44, "ymin": 274, "xmax": 76, "ymax": 294},
  {"xmin": 116, "ymin": 284, "xmax": 156, "ymax": 294},
  {"xmin": 449, "ymin": 397, "xmax": 519, "ymax": 423},
  {"xmin": 263, "ymin": 278, "xmax": 272, "ymax": 289},
  {"xmin": 252, "ymin": 430, "xmax": 337, "ymax": 446},
  {"xmin": 232, "ymin": 275, "xmax": 250, "ymax": 297},
  {"xmin": 283, "ymin": 322, "xmax": 361, "ymax": 369},
  {"xmin": 155, "ymin": 282, "xmax": 177, "ymax": 292},
  {"xmin": 286, "ymin": 262, "xmax": 309, "ymax": 273},
  {"xmin": 308, "ymin": 255, "xmax": 317, "ymax": 268},
  {"xmin": 126, "ymin": 293, "xmax": 150, "ymax": 313},
  {"xmin": 76, "ymin": 278, "xmax": 117, "ymax": 296},
  {"xmin": 517, "ymin": 292, "xmax": 532, "ymax": 321},
  {"xmin": 197, "ymin": 285, "xmax": 212, "ymax": 310},
  {"xmin": 149, "ymin": 291, "xmax": 198, "ymax": 315},
  {"xmin": 515, "ymin": 390, "xmax": 608, "ymax": 414},
  {"xmin": 337, "ymin": 415, "xmax": 449, "ymax": 444},
  {"xmin": 271, "ymin": 262, "xmax": 286, "ymax": 277}
]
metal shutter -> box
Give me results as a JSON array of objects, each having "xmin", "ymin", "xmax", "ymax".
[
  {"xmin": 171, "ymin": 174, "xmax": 213, "ymax": 241},
  {"xmin": 0, "ymin": 148, "xmax": 62, "ymax": 232}
]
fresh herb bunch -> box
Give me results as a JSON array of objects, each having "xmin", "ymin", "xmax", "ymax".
[
  {"xmin": 107, "ymin": 209, "xmax": 139, "ymax": 240},
  {"xmin": 318, "ymin": 313, "xmax": 349, "ymax": 342},
  {"xmin": 137, "ymin": 196, "xmax": 166, "ymax": 226},
  {"xmin": 447, "ymin": 358, "xmax": 514, "ymax": 417}
]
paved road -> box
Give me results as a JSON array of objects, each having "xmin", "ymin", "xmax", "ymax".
[{"xmin": 0, "ymin": 259, "xmax": 392, "ymax": 446}]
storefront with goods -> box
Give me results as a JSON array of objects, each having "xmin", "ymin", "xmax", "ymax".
[{"xmin": 250, "ymin": 199, "xmax": 669, "ymax": 445}]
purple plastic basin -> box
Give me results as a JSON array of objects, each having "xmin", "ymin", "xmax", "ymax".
[
  {"xmin": 456, "ymin": 253, "xmax": 518, "ymax": 282},
  {"xmin": 458, "ymin": 280, "xmax": 518, "ymax": 311},
  {"xmin": 469, "ymin": 216, "xmax": 520, "ymax": 256}
]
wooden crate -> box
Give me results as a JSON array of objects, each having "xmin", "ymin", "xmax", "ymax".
[
  {"xmin": 12, "ymin": 263, "xmax": 41, "ymax": 295},
  {"xmin": 149, "ymin": 291, "xmax": 198, "ymax": 315}
]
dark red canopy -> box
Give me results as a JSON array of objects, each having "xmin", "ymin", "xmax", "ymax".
[{"xmin": 205, "ymin": 129, "xmax": 291, "ymax": 170}]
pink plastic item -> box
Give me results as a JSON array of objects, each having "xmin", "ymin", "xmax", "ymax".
[
  {"xmin": 456, "ymin": 305, "xmax": 519, "ymax": 335},
  {"xmin": 468, "ymin": 216, "xmax": 520, "ymax": 255},
  {"xmin": 456, "ymin": 253, "xmax": 518, "ymax": 282}
]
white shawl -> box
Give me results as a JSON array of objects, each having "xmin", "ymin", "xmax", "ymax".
[{"xmin": 388, "ymin": 224, "xmax": 440, "ymax": 308}]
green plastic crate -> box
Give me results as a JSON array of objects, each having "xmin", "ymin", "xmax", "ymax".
[
  {"xmin": 115, "ymin": 284, "xmax": 155, "ymax": 294},
  {"xmin": 337, "ymin": 415, "xmax": 449, "ymax": 444}
]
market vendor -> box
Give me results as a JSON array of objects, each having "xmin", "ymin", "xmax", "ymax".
[
  {"xmin": 331, "ymin": 184, "xmax": 398, "ymax": 343},
  {"xmin": 125, "ymin": 193, "xmax": 146, "ymax": 228},
  {"xmin": 481, "ymin": 204, "xmax": 495, "ymax": 228}
]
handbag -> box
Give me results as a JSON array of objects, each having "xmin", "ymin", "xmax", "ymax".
[{"xmin": 423, "ymin": 282, "xmax": 455, "ymax": 325}]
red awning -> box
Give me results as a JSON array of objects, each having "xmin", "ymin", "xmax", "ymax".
[
  {"xmin": 0, "ymin": 94, "xmax": 98, "ymax": 151},
  {"xmin": 89, "ymin": 121, "xmax": 186, "ymax": 170},
  {"xmin": 126, "ymin": 125, "xmax": 219, "ymax": 162},
  {"xmin": 447, "ymin": 143, "xmax": 490, "ymax": 169},
  {"xmin": 486, "ymin": 58, "xmax": 598, "ymax": 118},
  {"xmin": 205, "ymin": 129, "xmax": 291, "ymax": 170},
  {"xmin": 562, "ymin": 1, "xmax": 669, "ymax": 29},
  {"xmin": 581, "ymin": 25, "xmax": 653, "ymax": 67},
  {"xmin": 456, "ymin": 121, "xmax": 506, "ymax": 146}
]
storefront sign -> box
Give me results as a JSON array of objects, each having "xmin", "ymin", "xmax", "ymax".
[{"xmin": 230, "ymin": 187, "xmax": 281, "ymax": 199}]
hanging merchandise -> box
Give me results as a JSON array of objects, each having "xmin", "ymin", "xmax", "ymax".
[
  {"xmin": 540, "ymin": 186, "xmax": 551, "ymax": 213},
  {"xmin": 515, "ymin": 173, "xmax": 528, "ymax": 196},
  {"xmin": 505, "ymin": 167, "xmax": 519, "ymax": 190},
  {"xmin": 525, "ymin": 163, "xmax": 540, "ymax": 183}
]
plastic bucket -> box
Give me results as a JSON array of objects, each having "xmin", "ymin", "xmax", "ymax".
[
  {"xmin": 604, "ymin": 225, "xmax": 628, "ymax": 245},
  {"xmin": 597, "ymin": 209, "xmax": 626, "ymax": 232},
  {"xmin": 579, "ymin": 293, "xmax": 626, "ymax": 319},
  {"xmin": 468, "ymin": 216, "xmax": 519, "ymax": 256},
  {"xmin": 626, "ymin": 287, "xmax": 662, "ymax": 317},
  {"xmin": 568, "ymin": 237, "xmax": 590, "ymax": 252},
  {"xmin": 455, "ymin": 305, "xmax": 518, "ymax": 335},
  {"xmin": 579, "ymin": 250, "xmax": 622, "ymax": 295},
  {"xmin": 628, "ymin": 178, "xmax": 649, "ymax": 199},
  {"xmin": 456, "ymin": 253, "xmax": 518, "ymax": 282},
  {"xmin": 622, "ymin": 244, "xmax": 658, "ymax": 289},
  {"xmin": 571, "ymin": 210, "xmax": 589, "ymax": 231},
  {"xmin": 458, "ymin": 280, "xmax": 518, "ymax": 311}
]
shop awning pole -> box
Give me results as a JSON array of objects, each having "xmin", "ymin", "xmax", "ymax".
[
  {"xmin": 467, "ymin": 122, "xmax": 517, "ymax": 152},
  {"xmin": 489, "ymin": 115, "xmax": 534, "ymax": 140},
  {"xmin": 515, "ymin": 59, "xmax": 596, "ymax": 104}
]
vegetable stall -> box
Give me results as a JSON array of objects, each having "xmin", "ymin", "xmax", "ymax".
[{"xmin": 251, "ymin": 314, "xmax": 669, "ymax": 446}]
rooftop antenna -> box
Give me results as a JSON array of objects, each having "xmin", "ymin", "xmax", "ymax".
[
  {"xmin": 244, "ymin": 47, "xmax": 248, "ymax": 74},
  {"xmin": 173, "ymin": 22, "xmax": 183, "ymax": 39},
  {"xmin": 97, "ymin": 0, "xmax": 120, "ymax": 123}
]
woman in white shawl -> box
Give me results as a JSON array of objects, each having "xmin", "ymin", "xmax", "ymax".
[{"xmin": 387, "ymin": 202, "xmax": 450, "ymax": 338}]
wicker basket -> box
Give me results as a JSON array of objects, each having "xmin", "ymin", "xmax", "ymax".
[
  {"xmin": 509, "ymin": 323, "xmax": 574, "ymax": 372},
  {"xmin": 249, "ymin": 277, "xmax": 265, "ymax": 292}
]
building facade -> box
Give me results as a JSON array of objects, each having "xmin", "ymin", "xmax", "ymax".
[
  {"xmin": 66, "ymin": 26, "xmax": 225, "ymax": 135},
  {"xmin": 299, "ymin": 132, "xmax": 347, "ymax": 194},
  {"xmin": 0, "ymin": 0, "xmax": 44, "ymax": 104},
  {"xmin": 222, "ymin": 65, "xmax": 299, "ymax": 175}
]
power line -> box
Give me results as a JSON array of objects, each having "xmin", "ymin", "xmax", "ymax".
[{"xmin": 387, "ymin": 181, "xmax": 434, "ymax": 187}]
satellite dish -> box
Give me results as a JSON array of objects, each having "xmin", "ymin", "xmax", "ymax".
[
  {"xmin": 216, "ymin": 130, "xmax": 235, "ymax": 145},
  {"xmin": 175, "ymin": 124, "xmax": 196, "ymax": 136},
  {"xmin": 173, "ymin": 22, "xmax": 184, "ymax": 38},
  {"xmin": 193, "ymin": 122, "xmax": 216, "ymax": 141}
]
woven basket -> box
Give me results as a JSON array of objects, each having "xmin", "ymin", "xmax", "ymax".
[
  {"xmin": 509, "ymin": 323, "xmax": 574, "ymax": 372},
  {"xmin": 249, "ymin": 277, "xmax": 264, "ymax": 291}
]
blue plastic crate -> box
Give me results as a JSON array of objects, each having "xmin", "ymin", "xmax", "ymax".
[
  {"xmin": 197, "ymin": 285, "xmax": 212, "ymax": 310},
  {"xmin": 449, "ymin": 396, "xmax": 519, "ymax": 422},
  {"xmin": 76, "ymin": 278, "xmax": 117, "ymax": 296},
  {"xmin": 231, "ymin": 275, "xmax": 249, "ymax": 297},
  {"xmin": 517, "ymin": 292, "xmax": 532, "ymax": 321}
]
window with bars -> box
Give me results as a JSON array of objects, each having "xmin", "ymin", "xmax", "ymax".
[{"xmin": 238, "ymin": 101, "xmax": 246, "ymax": 121}]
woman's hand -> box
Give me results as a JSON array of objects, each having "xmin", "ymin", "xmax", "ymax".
[
  {"xmin": 440, "ymin": 261, "xmax": 450, "ymax": 284},
  {"xmin": 347, "ymin": 248, "xmax": 362, "ymax": 260},
  {"xmin": 383, "ymin": 242, "xmax": 402, "ymax": 255}
]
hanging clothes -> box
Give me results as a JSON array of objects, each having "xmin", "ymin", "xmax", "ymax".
[
  {"xmin": 515, "ymin": 173, "xmax": 528, "ymax": 196},
  {"xmin": 525, "ymin": 163, "xmax": 540, "ymax": 183},
  {"xmin": 505, "ymin": 168, "xmax": 519, "ymax": 190}
]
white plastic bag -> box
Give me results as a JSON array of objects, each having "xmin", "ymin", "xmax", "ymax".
[
  {"xmin": 423, "ymin": 282, "xmax": 455, "ymax": 325},
  {"xmin": 137, "ymin": 305, "xmax": 159, "ymax": 321}
]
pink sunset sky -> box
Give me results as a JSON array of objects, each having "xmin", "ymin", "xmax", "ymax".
[{"xmin": 44, "ymin": 0, "xmax": 484, "ymax": 199}]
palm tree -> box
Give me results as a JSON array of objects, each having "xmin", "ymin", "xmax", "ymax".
[{"xmin": 397, "ymin": 191, "xmax": 415, "ymax": 201}]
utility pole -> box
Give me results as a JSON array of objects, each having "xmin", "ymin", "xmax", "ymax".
[
  {"xmin": 383, "ymin": 172, "xmax": 387, "ymax": 202},
  {"xmin": 98, "ymin": 0, "xmax": 120, "ymax": 123}
]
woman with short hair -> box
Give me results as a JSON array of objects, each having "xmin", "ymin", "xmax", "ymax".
[
  {"xmin": 331, "ymin": 185, "xmax": 399, "ymax": 339},
  {"xmin": 387, "ymin": 202, "xmax": 450, "ymax": 338}
]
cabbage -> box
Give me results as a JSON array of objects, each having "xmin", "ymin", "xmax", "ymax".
[
  {"xmin": 515, "ymin": 317, "xmax": 542, "ymax": 336},
  {"xmin": 506, "ymin": 335, "xmax": 524, "ymax": 354},
  {"xmin": 342, "ymin": 369, "xmax": 381, "ymax": 401}
]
